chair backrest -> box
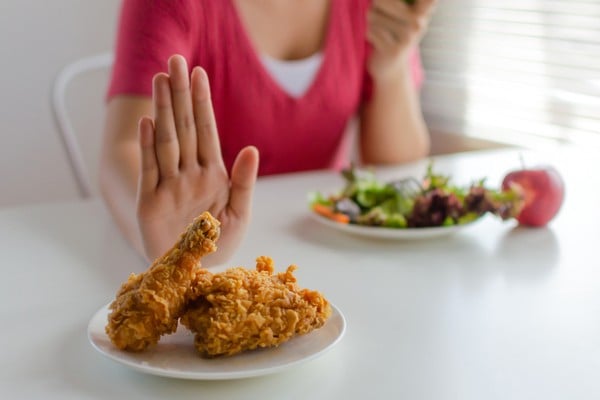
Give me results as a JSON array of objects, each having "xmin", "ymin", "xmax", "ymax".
[{"xmin": 51, "ymin": 52, "xmax": 114, "ymax": 198}]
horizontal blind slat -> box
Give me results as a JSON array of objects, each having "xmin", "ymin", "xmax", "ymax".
[{"xmin": 420, "ymin": 0, "xmax": 600, "ymax": 148}]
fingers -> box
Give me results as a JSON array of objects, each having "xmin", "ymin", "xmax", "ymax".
[
  {"xmin": 373, "ymin": 0, "xmax": 437, "ymax": 19},
  {"xmin": 368, "ymin": 8, "xmax": 410, "ymax": 48},
  {"xmin": 371, "ymin": 0, "xmax": 411, "ymax": 21},
  {"xmin": 191, "ymin": 66, "xmax": 224, "ymax": 167},
  {"xmin": 413, "ymin": 0, "xmax": 437, "ymax": 34},
  {"xmin": 414, "ymin": 0, "xmax": 437, "ymax": 18},
  {"xmin": 369, "ymin": 1, "xmax": 413, "ymax": 48},
  {"xmin": 168, "ymin": 55, "xmax": 198, "ymax": 168},
  {"xmin": 368, "ymin": 0, "xmax": 435, "ymax": 49},
  {"xmin": 367, "ymin": 22, "xmax": 395, "ymax": 51},
  {"xmin": 138, "ymin": 116, "xmax": 159, "ymax": 195},
  {"xmin": 228, "ymin": 146, "xmax": 260, "ymax": 219},
  {"xmin": 153, "ymin": 73, "xmax": 180, "ymax": 179},
  {"xmin": 151, "ymin": 56, "xmax": 223, "ymax": 179}
]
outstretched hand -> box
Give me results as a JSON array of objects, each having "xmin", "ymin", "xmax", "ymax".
[
  {"xmin": 367, "ymin": 0, "xmax": 437, "ymax": 81},
  {"xmin": 136, "ymin": 55, "xmax": 259, "ymax": 265}
]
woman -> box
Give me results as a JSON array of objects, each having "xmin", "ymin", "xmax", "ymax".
[{"xmin": 100, "ymin": 0, "xmax": 437, "ymax": 266}]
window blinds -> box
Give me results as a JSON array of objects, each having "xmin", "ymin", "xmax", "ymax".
[{"xmin": 420, "ymin": 0, "xmax": 600, "ymax": 148}]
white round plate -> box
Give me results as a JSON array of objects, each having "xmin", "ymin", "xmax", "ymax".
[
  {"xmin": 88, "ymin": 303, "xmax": 346, "ymax": 380},
  {"xmin": 310, "ymin": 212, "xmax": 479, "ymax": 240}
]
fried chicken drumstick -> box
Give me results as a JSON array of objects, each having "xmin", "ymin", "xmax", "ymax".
[
  {"xmin": 105, "ymin": 212, "xmax": 220, "ymax": 352},
  {"xmin": 180, "ymin": 256, "xmax": 332, "ymax": 357}
]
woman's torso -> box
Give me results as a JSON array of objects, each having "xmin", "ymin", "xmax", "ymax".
[
  {"xmin": 109, "ymin": 0, "xmax": 375, "ymax": 175},
  {"xmin": 195, "ymin": 0, "xmax": 369, "ymax": 175}
]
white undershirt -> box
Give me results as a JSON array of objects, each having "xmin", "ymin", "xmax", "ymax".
[{"xmin": 260, "ymin": 52, "xmax": 324, "ymax": 98}]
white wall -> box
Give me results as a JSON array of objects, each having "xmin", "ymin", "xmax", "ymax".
[{"xmin": 0, "ymin": 0, "xmax": 120, "ymax": 207}]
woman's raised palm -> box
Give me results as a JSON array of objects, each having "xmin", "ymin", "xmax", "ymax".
[{"xmin": 136, "ymin": 55, "xmax": 259, "ymax": 265}]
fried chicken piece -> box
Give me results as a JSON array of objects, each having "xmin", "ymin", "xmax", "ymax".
[
  {"xmin": 180, "ymin": 256, "xmax": 332, "ymax": 357},
  {"xmin": 105, "ymin": 212, "xmax": 220, "ymax": 352}
]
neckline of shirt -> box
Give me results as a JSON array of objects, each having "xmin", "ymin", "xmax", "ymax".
[
  {"xmin": 227, "ymin": 0, "xmax": 337, "ymax": 102},
  {"xmin": 260, "ymin": 52, "xmax": 324, "ymax": 98}
]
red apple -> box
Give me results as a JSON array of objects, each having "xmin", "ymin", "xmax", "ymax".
[{"xmin": 501, "ymin": 166, "xmax": 565, "ymax": 227}]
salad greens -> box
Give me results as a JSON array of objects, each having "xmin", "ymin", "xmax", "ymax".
[{"xmin": 309, "ymin": 164, "xmax": 523, "ymax": 229}]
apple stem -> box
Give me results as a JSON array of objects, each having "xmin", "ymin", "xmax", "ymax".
[{"xmin": 519, "ymin": 153, "xmax": 526, "ymax": 169}]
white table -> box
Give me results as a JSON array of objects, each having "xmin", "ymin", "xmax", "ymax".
[{"xmin": 1, "ymin": 148, "xmax": 599, "ymax": 399}]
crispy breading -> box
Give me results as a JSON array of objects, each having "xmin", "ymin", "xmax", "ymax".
[
  {"xmin": 105, "ymin": 212, "xmax": 220, "ymax": 352},
  {"xmin": 180, "ymin": 256, "xmax": 332, "ymax": 357}
]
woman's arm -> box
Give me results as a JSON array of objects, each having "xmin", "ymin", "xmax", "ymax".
[
  {"xmin": 99, "ymin": 96, "xmax": 150, "ymax": 257},
  {"xmin": 359, "ymin": 61, "xmax": 429, "ymax": 164},
  {"xmin": 359, "ymin": 0, "xmax": 437, "ymax": 165}
]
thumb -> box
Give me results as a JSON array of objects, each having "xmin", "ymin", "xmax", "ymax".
[{"xmin": 228, "ymin": 145, "xmax": 260, "ymax": 218}]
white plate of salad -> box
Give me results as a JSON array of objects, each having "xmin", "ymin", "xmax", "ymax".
[
  {"xmin": 309, "ymin": 211, "xmax": 478, "ymax": 240},
  {"xmin": 308, "ymin": 164, "xmax": 522, "ymax": 240}
]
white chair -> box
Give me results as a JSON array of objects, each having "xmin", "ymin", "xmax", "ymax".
[{"xmin": 51, "ymin": 52, "xmax": 114, "ymax": 198}]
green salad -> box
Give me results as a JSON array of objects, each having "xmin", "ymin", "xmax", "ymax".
[{"xmin": 309, "ymin": 164, "xmax": 523, "ymax": 229}]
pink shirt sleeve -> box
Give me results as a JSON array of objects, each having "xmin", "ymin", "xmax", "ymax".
[
  {"xmin": 107, "ymin": 0, "xmax": 195, "ymax": 100},
  {"xmin": 409, "ymin": 46, "xmax": 425, "ymax": 89}
]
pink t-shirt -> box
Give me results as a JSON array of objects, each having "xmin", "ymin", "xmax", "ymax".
[{"xmin": 108, "ymin": 0, "xmax": 423, "ymax": 176}]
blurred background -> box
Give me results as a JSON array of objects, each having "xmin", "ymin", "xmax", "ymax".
[
  {"xmin": 1, "ymin": 0, "xmax": 598, "ymax": 207},
  {"xmin": 0, "ymin": 0, "xmax": 120, "ymax": 205}
]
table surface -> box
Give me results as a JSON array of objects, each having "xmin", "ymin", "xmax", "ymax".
[{"xmin": 1, "ymin": 148, "xmax": 599, "ymax": 400}]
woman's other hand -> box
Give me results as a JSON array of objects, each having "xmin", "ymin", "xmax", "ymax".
[
  {"xmin": 137, "ymin": 55, "xmax": 259, "ymax": 265},
  {"xmin": 366, "ymin": 0, "xmax": 437, "ymax": 81}
]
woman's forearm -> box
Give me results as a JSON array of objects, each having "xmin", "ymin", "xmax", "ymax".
[
  {"xmin": 359, "ymin": 66, "xmax": 430, "ymax": 165},
  {"xmin": 99, "ymin": 141, "xmax": 145, "ymax": 257},
  {"xmin": 99, "ymin": 97, "xmax": 151, "ymax": 260}
]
